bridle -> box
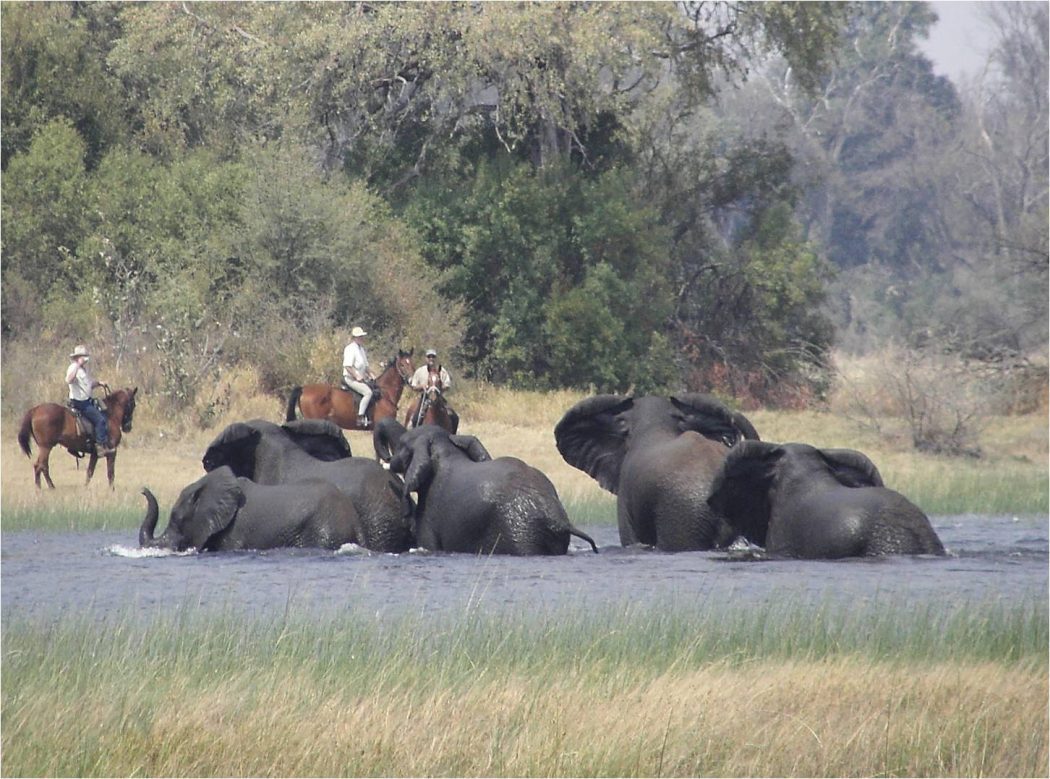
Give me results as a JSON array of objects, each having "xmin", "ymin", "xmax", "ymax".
[
  {"xmin": 121, "ymin": 395, "xmax": 136, "ymax": 433},
  {"xmin": 378, "ymin": 353, "xmax": 414, "ymax": 406},
  {"xmin": 395, "ymin": 353, "xmax": 413, "ymax": 385}
]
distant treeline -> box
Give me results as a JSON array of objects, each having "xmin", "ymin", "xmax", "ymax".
[{"xmin": 2, "ymin": 2, "xmax": 1046, "ymax": 409}]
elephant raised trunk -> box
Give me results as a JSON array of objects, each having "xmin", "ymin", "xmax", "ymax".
[{"xmin": 139, "ymin": 487, "xmax": 162, "ymax": 547}]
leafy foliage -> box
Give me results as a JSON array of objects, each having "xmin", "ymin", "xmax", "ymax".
[{"xmin": 2, "ymin": 2, "xmax": 1042, "ymax": 419}]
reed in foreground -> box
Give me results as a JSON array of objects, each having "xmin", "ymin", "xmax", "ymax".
[{"xmin": 3, "ymin": 600, "xmax": 1046, "ymax": 777}]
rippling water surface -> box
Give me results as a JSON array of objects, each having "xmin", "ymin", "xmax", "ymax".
[{"xmin": 2, "ymin": 515, "xmax": 1046, "ymax": 625}]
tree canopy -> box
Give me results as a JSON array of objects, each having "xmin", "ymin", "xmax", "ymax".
[{"xmin": 2, "ymin": 1, "xmax": 1045, "ymax": 410}]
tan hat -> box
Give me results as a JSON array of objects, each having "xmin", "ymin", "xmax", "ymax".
[
  {"xmin": 425, "ymin": 348, "xmax": 438, "ymax": 357},
  {"xmin": 69, "ymin": 344, "xmax": 91, "ymax": 359},
  {"xmin": 351, "ymin": 326, "xmax": 368, "ymax": 338}
]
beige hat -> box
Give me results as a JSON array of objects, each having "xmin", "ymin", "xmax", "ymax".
[
  {"xmin": 69, "ymin": 344, "xmax": 90, "ymax": 360},
  {"xmin": 351, "ymin": 326, "xmax": 368, "ymax": 338}
]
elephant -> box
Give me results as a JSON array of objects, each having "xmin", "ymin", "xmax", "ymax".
[
  {"xmin": 201, "ymin": 419, "xmax": 413, "ymax": 552},
  {"xmin": 388, "ymin": 425, "xmax": 599, "ymax": 555},
  {"xmin": 139, "ymin": 466, "xmax": 361, "ymax": 552},
  {"xmin": 554, "ymin": 394, "xmax": 760, "ymax": 551},
  {"xmin": 706, "ymin": 441, "xmax": 947, "ymax": 558},
  {"xmin": 373, "ymin": 416, "xmax": 407, "ymax": 464}
]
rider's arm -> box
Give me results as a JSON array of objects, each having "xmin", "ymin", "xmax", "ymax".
[{"xmin": 65, "ymin": 364, "xmax": 79, "ymax": 384}]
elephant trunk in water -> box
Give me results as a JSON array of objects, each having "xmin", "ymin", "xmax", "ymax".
[{"xmin": 139, "ymin": 488, "xmax": 162, "ymax": 547}]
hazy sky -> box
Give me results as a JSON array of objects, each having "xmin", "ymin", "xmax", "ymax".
[{"xmin": 918, "ymin": 1, "xmax": 997, "ymax": 83}]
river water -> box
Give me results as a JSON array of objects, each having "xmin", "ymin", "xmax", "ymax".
[{"xmin": 2, "ymin": 515, "xmax": 1046, "ymax": 626}]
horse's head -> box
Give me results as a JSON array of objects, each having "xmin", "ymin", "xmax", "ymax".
[
  {"xmin": 426, "ymin": 366, "xmax": 444, "ymax": 391},
  {"xmin": 375, "ymin": 349, "xmax": 414, "ymax": 406},
  {"xmin": 114, "ymin": 387, "xmax": 139, "ymax": 432},
  {"xmin": 393, "ymin": 348, "xmax": 415, "ymax": 385}
]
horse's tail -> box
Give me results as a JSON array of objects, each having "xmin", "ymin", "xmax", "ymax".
[
  {"xmin": 18, "ymin": 409, "xmax": 34, "ymax": 458},
  {"xmin": 285, "ymin": 386, "xmax": 303, "ymax": 422}
]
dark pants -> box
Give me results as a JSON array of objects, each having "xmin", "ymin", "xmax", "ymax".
[{"xmin": 71, "ymin": 399, "xmax": 110, "ymax": 447}]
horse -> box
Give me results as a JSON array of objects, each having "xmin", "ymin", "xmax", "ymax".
[
  {"xmin": 404, "ymin": 369, "xmax": 459, "ymax": 434},
  {"xmin": 18, "ymin": 387, "xmax": 139, "ymax": 489},
  {"xmin": 285, "ymin": 349, "xmax": 414, "ymax": 431}
]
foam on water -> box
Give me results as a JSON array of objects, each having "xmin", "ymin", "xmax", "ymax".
[
  {"xmin": 335, "ymin": 543, "xmax": 372, "ymax": 556},
  {"xmin": 105, "ymin": 545, "xmax": 196, "ymax": 558}
]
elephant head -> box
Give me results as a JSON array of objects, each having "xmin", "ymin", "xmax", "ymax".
[
  {"xmin": 389, "ymin": 425, "xmax": 491, "ymax": 495},
  {"xmin": 707, "ymin": 441, "xmax": 944, "ymax": 557},
  {"xmin": 202, "ymin": 418, "xmax": 352, "ymax": 476},
  {"xmin": 139, "ymin": 466, "xmax": 245, "ymax": 551},
  {"xmin": 707, "ymin": 441, "xmax": 882, "ymax": 546},
  {"xmin": 554, "ymin": 393, "xmax": 760, "ymax": 551}
]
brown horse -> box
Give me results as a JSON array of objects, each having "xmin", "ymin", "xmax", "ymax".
[
  {"xmin": 404, "ymin": 370, "xmax": 459, "ymax": 433},
  {"xmin": 18, "ymin": 387, "xmax": 139, "ymax": 489},
  {"xmin": 285, "ymin": 349, "xmax": 414, "ymax": 431}
]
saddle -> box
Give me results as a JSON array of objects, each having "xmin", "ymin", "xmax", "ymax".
[
  {"xmin": 339, "ymin": 379, "xmax": 381, "ymax": 417},
  {"xmin": 66, "ymin": 400, "xmax": 106, "ymax": 451}
]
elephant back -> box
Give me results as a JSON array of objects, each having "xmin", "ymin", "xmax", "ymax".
[{"xmin": 669, "ymin": 393, "xmax": 760, "ymax": 445}]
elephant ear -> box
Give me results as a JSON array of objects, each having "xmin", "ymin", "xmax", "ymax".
[
  {"xmin": 554, "ymin": 395, "xmax": 633, "ymax": 494},
  {"xmin": 819, "ymin": 448, "xmax": 885, "ymax": 488},
  {"xmin": 281, "ymin": 419, "xmax": 353, "ymax": 460},
  {"xmin": 188, "ymin": 466, "xmax": 245, "ymax": 550},
  {"xmin": 670, "ymin": 393, "xmax": 761, "ymax": 445},
  {"xmin": 706, "ymin": 440, "xmax": 782, "ymax": 546},
  {"xmin": 449, "ymin": 434, "xmax": 491, "ymax": 462},
  {"xmin": 202, "ymin": 423, "xmax": 261, "ymax": 475}
]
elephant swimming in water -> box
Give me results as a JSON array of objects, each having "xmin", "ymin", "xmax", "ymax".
[
  {"xmin": 201, "ymin": 419, "xmax": 412, "ymax": 552},
  {"xmin": 388, "ymin": 425, "xmax": 598, "ymax": 556},
  {"xmin": 139, "ymin": 466, "xmax": 361, "ymax": 552},
  {"xmin": 707, "ymin": 441, "xmax": 947, "ymax": 558},
  {"xmin": 554, "ymin": 394, "xmax": 760, "ymax": 551}
]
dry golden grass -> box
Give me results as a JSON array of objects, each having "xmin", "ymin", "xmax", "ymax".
[{"xmin": 7, "ymin": 655, "xmax": 1046, "ymax": 777}]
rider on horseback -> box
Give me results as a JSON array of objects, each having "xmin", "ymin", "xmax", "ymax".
[
  {"xmin": 342, "ymin": 326, "xmax": 377, "ymax": 428},
  {"xmin": 408, "ymin": 348, "xmax": 452, "ymax": 427},
  {"xmin": 66, "ymin": 344, "xmax": 115, "ymax": 455}
]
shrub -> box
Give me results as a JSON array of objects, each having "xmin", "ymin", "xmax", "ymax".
[{"xmin": 830, "ymin": 346, "xmax": 1047, "ymax": 457}]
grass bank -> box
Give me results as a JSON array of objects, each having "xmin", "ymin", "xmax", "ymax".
[
  {"xmin": 3, "ymin": 600, "xmax": 1047, "ymax": 777},
  {"xmin": 3, "ymin": 383, "xmax": 1046, "ymax": 531}
]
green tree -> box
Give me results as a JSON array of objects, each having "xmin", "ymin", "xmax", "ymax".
[
  {"xmin": 406, "ymin": 160, "xmax": 671, "ymax": 389},
  {"xmin": 1, "ymin": 2, "xmax": 127, "ymax": 168},
  {"xmin": 1, "ymin": 118, "xmax": 91, "ymax": 332}
]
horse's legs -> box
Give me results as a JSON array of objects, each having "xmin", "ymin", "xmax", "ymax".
[
  {"xmin": 85, "ymin": 452, "xmax": 98, "ymax": 486},
  {"xmin": 106, "ymin": 453, "xmax": 115, "ymax": 488},
  {"xmin": 33, "ymin": 446, "xmax": 55, "ymax": 489}
]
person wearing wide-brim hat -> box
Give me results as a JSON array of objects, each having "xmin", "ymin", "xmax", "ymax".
[
  {"xmin": 342, "ymin": 326, "xmax": 376, "ymax": 427},
  {"xmin": 65, "ymin": 345, "xmax": 114, "ymax": 455}
]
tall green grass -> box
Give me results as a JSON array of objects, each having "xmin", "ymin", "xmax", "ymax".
[
  {"xmin": 885, "ymin": 459, "xmax": 1049, "ymax": 515},
  {"xmin": 3, "ymin": 599, "xmax": 1046, "ymax": 777}
]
